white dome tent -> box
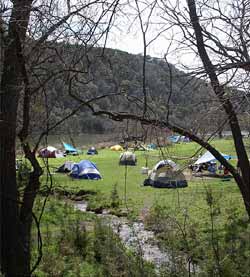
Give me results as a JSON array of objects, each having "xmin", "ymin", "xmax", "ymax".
[{"xmin": 143, "ymin": 160, "xmax": 187, "ymax": 188}]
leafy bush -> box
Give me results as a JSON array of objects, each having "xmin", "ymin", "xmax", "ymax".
[
  {"xmin": 93, "ymin": 219, "xmax": 156, "ymax": 277},
  {"xmin": 32, "ymin": 198, "xmax": 156, "ymax": 276},
  {"xmin": 145, "ymin": 189, "xmax": 250, "ymax": 276}
]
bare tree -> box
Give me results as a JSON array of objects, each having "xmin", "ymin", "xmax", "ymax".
[
  {"xmin": 71, "ymin": 0, "xmax": 250, "ymax": 218},
  {"xmin": 157, "ymin": 0, "xmax": 250, "ymax": 214},
  {"xmin": 0, "ymin": 0, "xmax": 120, "ymax": 275}
]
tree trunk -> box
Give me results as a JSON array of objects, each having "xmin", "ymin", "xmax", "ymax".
[
  {"xmin": 18, "ymin": 171, "xmax": 42, "ymax": 275},
  {"xmin": 0, "ymin": 53, "xmax": 31, "ymax": 277},
  {"xmin": 0, "ymin": 126, "xmax": 27, "ymax": 275},
  {"xmin": 0, "ymin": 0, "xmax": 33, "ymax": 275},
  {"xmin": 187, "ymin": 0, "xmax": 250, "ymax": 217},
  {"xmin": 0, "ymin": 39, "xmax": 27, "ymax": 277}
]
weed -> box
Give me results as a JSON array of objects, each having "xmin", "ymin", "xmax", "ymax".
[{"xmin": 110, "ymin": 183, "xmax": 120, "ymax": 209}]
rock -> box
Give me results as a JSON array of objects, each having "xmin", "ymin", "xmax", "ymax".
[
  {"xmin": 74, "ymin": 202, "xmax": 88, "ymax": 212},
  {"xmin": 102, "ymin": 209, "xmax": 110, "ymax": 215},
  {"xmin": 71, "ymin": 195, "xmax": 84, "ymax": 201},
  {"xmin": 87, "ymin": 206, "xmax": 103, "ymax": 214}
]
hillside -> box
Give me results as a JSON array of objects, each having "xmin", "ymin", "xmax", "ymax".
[{"xmin": 21, "ymin": 45, "xmax": 231, "ymax": 137}]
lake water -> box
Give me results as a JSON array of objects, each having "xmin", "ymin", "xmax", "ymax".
[{"xmin": 29, "ymin": 133, "xmax": 121, "ymax": 149}]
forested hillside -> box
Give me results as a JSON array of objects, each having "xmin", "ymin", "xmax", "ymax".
[{"xmin": 25, "ymin": 45, "xmax": 234, "ymax": 136}]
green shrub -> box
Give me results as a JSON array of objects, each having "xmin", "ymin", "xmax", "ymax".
[
  {"xmin": 93, "ymin": 219, "xmax": 156, "ymax": 277},
  {"xmin": 145, "ymin": 190, "xmax": 250, "ymax": 277}
]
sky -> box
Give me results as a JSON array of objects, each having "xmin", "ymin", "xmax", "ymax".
[
  {"xmin": 106, "ymin": 27, "xmax": 167, "ymax": 58},
  {"xmin": 104, "ymin": 0, "xmax": 171, "ymax": 59},
  {"xmin": 104, "ymin": 0, "xmax": 200, "ymax": 68},
  {"xmin": 105, "ymin": 23, "xmax": 200, "ymax": 70}
]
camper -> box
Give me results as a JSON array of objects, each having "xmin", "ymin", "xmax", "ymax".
[
  {"xmin": 143, "ymin": 160, "xmax": 187, "ymax": 188},
  {"xmin": 119, "ymin": 151, "xmax": 137, "ymax": 166}
]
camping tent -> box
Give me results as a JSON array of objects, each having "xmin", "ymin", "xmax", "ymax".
[
  {"xmin": 119, "ymin": 151, "xmax": 137, "ymax": 166},
  {"xmin": 143, "ymin": 160, "xmax": 187, "ymax": 188},
  {"xmin": 69, "ymin": 160, "xmax": 101, "ymax": 179},
  {"xmin": 194, "ymin": 151, "xmax": 231, "ymax": 165},
  {"xmin": 56, "ymin": 161, "xmax": 75, "ymax": 173},
  {"xmin": 168, "ymin": 135, "xmax": 181, "ymax": 143},
  {"xmin": 87, "ymin": 147, "xmax": 98, "ymax": 155},
  {"xmin": 147, "ymin": 143, "xmax": 157, "ymax": 150},
  {"xmin": 38, "ymin": 146, "xmax": 64, "ymax": 158},
  {"xmin": 110, "ymin": 145, "xmax": 123, "ymax": 151},
  {"xmin": 63, "ymin": 142, "xmax": 79, "ymax": 155}
]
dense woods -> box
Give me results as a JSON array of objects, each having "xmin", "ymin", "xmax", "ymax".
[{"xmin": 26, "ymin": 46, "xmax": 226, "ymax": 136}]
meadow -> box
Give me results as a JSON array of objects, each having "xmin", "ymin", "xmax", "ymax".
[
  {"xmin": 30, "ymin": 138, "xmax": 250, "ymax": 276},
  {"xmin": 39, "ymin": 138, "xmax": 245, "ymax": 220}
]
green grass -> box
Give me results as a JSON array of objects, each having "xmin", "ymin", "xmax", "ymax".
[
  {"xmin": 31, "ymin": 138, "xmax": 250, "ymax": 276},
  {"xmin": 38, "ymin": 139, "xmax": 245, "ymax": 220},
  {"xmin": 32, "ymin": 197, "xmax": 157, "ymax": 277}
]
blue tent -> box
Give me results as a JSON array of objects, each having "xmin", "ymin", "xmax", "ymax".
[
  {"xmin": 87, "ymin": 147, "xmax": 98, "ymax": 155},
  {"xmin": 147, "ymin": 143, "xmax": 157, "ymax": 150},
  {"xmin": 70, "ymin": 160, "xmax": 101, "ymax": 180},
  {"xmin": 168, "ymin": 135, "xmax": 180, "ymax": 143}
]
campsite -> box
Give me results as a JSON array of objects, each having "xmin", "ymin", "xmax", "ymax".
[
  {"xmin": 3, "ymin": 1, "xmax": 250, "ymax": 275},
  {"xmin": 21, "ymin": 136, "xmax": 249, "ymax": 275},
  {"xmin": 38, "ymin": 137, "xmax": 240, "ymax": 215}
]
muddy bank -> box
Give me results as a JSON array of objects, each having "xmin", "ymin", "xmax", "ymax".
[{"xmin": 39, "ymin": 187, "xmax": 97, "ymax": 201}]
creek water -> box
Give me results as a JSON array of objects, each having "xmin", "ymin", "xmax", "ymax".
[
  {"xmin": 74, "ymin": 201, "xmax": 199, "ymax": 274},
  {"xmin": 74, "ymin": 202, "xmax": 171, "ymax": 268}
]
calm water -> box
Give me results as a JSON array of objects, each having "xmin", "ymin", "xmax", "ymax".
[{"xmin": 29, "ymin": 133, "xmax": 121, "ymax": 149}]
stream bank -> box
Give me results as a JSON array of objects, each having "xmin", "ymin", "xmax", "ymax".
[{"xmin": 73, "ymin": 201, "xmax": 196, "ymax": 273}]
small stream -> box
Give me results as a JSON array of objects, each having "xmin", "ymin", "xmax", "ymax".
[
  {"xmin": 74, "ymin": 201, "xmax": 198, "ymax": 274},
  {"xmin": 74, "ymin": 202, "xmax": 171, "ymax": 268}
]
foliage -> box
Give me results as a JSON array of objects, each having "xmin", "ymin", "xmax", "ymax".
[
  {"xmin": 26, "ymin": 46, "xmax": 224, "ymax": 136},
  {"xmin": 17, "ymin": 160, "xmax": 32, "ymax": 192},
  {"xmin": 144, "ymin": 189, "xmax": 250, "ymax": 277},
  {"xmin": 93, "ymin": 220, "xmax": 156, "ymax": 277},
  {"xmin": 32, "ymin": 198, "xmax": 156, "ymax": 276}
]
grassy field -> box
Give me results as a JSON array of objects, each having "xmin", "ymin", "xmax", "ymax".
[
  {"xmin": 38, "ymin": 138, "xmax": 245, "ymax": 221},
  {"xmin": 32, "ymin": 138, "xmax": 250, "ymax": 276}
]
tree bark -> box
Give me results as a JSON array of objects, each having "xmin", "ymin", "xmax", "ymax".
[
  {"xmin": 0, "ymin": 0, "xmax": 33, "ymax": 275},
  {"xmin": 0, "ymin": 126, "xmax": 25, "ymax": 275}
]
